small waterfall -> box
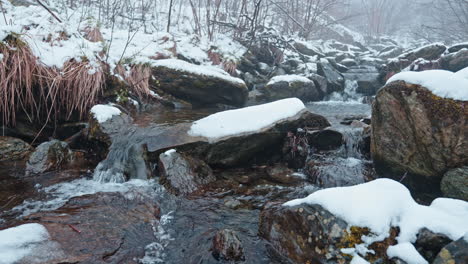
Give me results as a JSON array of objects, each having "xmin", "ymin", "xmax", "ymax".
[
  {"xmin": 339, "ymin": 127, "xmax": 365, "ymax": 159},
  {"xmin": 326, "ymin": 80, "xmax": 363, "ymax": 102}
]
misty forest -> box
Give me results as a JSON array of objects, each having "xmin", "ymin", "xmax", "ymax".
[{"xmin": 0, "ymin": 0, "xmax": 467, "ymax": 263}]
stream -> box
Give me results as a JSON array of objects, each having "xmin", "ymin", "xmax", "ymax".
[{"xmin": 0, "ymin": 98, "xmax": 371, "ymax": 264}]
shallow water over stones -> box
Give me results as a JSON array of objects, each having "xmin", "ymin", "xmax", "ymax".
[{"xmin": 1, "ymin": 101, "xmax": 373, "ymax": 263}]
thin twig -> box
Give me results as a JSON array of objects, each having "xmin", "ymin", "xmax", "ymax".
[{"xmin": 34, "ymin": 0, "xmax": 62, "ymax": 23}]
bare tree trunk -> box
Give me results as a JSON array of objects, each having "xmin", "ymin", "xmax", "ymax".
[{"xmin": 167, "ymin": 0, "xmax": 174, "ymax": 32}]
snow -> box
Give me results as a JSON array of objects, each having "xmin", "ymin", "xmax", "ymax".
[
  {"xmin": 164, "ymin": 149, "xmax": 177, "ymax": 156},
  {"xmin": 90, "ymin": 104, "xmax": 121, "ymax": 123},
  {"xmin": 267, "ymin": 75, "xmax": 312, "ymax": 86},
  {"xmin": 0, "ymin": 223, "xmax": 49, "ymax": 264},
  {"xmin": 189, "ymin": 98, "xmax": 306, "ymax": 141},
  {"xmin": 151, "ymin": 59, "xmax": 245, "ymax": 86},
  {"xmin": 284, "ymin": 178, "xmax": 468, "ymax": 262},
  {"xmin": 350, "ymin": 254, "xmax": 370, "ymax": 264},
  {"xmin": 387, "ymin": 70, "xmax": 468, "ymax": 101},
  {"xmin": 455, "ymin": 67, "xmax": 468, "ymax": 80},
  {"xmin": 387, "ymin": 243, "xmax": 428, "ymax": 264}
]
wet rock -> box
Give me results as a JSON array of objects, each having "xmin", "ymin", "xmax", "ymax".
[
  {"xmin": 415, "ymin": 228, "xmax": 452, "ymax": 262},
  {"xmin": 308, "ymin": 73, "xmax": 328, "ymax": 96},
  {"xmin": 282, "ymin": 130, "xmax": 310, "ymax": 169},
  {"xmin": 88, "ymin": 108, "xmax": 132, "ymax": 147},
  {"xmin": 212, "ymin": 229, "xmax": 245, "ymax": 261},
  {"xmin": 293, "ymin": 41, "xmax": 324, "ymax": 57},
  {"xmin": 151, "ymin": 59, "xmax": 248, "ymax": 107},
  {"xmin": 147, "ymin": 109, "xmax": 330, "ymax": 168},
  {"xmin": 317, "ymin": 59, "xmax": 345, "ymax": 93},
  {"xmin": 440, "ymin": 167, "xmax": 468, "ymax": 201},
  {"xmin": 265, "ymin": 164, "xmax": 302, "ymax": 184},
  {"xmin": 259, "ymin": 203, "xmax": 348, "ymax": 263},
  {"xmin": 344, "ymin": 66, "xmax": 382, "ymax": 96},
  {"xmin": 158, "ymin": 150, "xmax": 215, "ymax": 195},
  {"xmin": 22, "ymin": 192, "xmax": 160, "ymax": 263},
  {"xmin": 372, "ymin": 81, "xmax": 467, "ymax": 196},
  {"xmin": 260, "ymin": 203, "xmax": 400, "ymax": 264},
  {"xmin": 439, "ymin": 49, "xmax": 468, "ymax": 72},
  {"xmin": 260, "ymin": 75, "xmax": 322, "ymax": 102},
  {"xmin": 0, "ymin": 136, "xmax": 32, "ymax": 161},
  {"xmin": 448, "ymin": 44, "xmax": 468, "ymax": 53},
  {"xmin": 308, "ymin": 129, "xmax": 343, "ymax": 151},
  {"xmin": 25, "ymin": 140, "xmax": 74, "ymax": 175},
  {"xmin": 432, "ymin": 237, "xmax": 468, "ymax": 264}
]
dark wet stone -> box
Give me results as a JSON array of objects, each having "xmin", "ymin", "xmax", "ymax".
[
  {"xmin": 158, "ymin": 150, "xmax": 215, "ymax": 195},
  {"xmin": 88, "ymin": 110, "xmax": 132, "ymax": 147},
  {"xmin": 317, "ymin": 59, "xmax": 345, "ymax": 93},
  {"xmin": 433, "ymin": 237, "xmax": 468, "ymax": 264},
  {"xmin": 25, "ymin": 140, "xmax": 74, "ymax": 175},
  {"xmin": 415, "ymin": 228, "xmax": 452, "ymax": 262},
  {"xmin": 448, "ymin": 44, "xmax": 468, "ymax": 53},
  {"xmin": 260, "ymin": 77, "xmax": 322, "ymax": 102},
  {"xmin": 265, "ymin": 164, "xmax": 302, "ymax": 184},
  {"xmin": 259, "ymin": 203, "xmax": 348, "ymax": 263},
  {"xmin": 212, "ymin": 229, "xmax": 245, "ymax": 261},
  {"xmin": 308, "ymin": 129, "xmax": 343, "ymax": 151},
  {"xmin": 0, "ymin": 136, "xmax": 32, "ymax": 161},
  {"xmin": 440, "ymin": 49, "xmax": 468, "ymax": 72},
  {"xmin": 21, "ymin": 192, "xmax": 160, "ymax": 264},
  {"xmin": 151, "ymin": 61, "xmax": 248, "ymax": 107},
  {"xmin": 441, "ymin": 167, "xmax": 468, "ymax": 201}
]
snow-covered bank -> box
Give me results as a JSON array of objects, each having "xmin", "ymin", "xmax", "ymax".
[
  {"xmin": 189, "ymin": 98, "xmax": 306, "ymax": 141},
  {"xmin": 284, "ymin": 179, "xmax": 468, "ymax": 263}
]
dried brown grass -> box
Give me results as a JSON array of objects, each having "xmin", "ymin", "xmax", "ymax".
[
  {"xmin": 115, "ymin": 64, "xmax": 152, "ymax": 98},
  {"xmin": 83, "ymin": 27, "xmax": 104, "ymax": 43},
  {"xmin": 1, "ymin": 36, "xmax": 105, "ymax": 126}
]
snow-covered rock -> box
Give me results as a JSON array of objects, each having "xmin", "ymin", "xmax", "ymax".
[
  {"xmin": 0, "ymin": 223, "xmax": 52, "ymax": 264},
  {"xmin": 90, "ymin": 105, "xmax": 122, "ymax": 123},
  {"xmin": 253, "ymin": 75, "xmax": 322, "ymax": 102},
  {"xmin": 147, "ymin": 99, "xmax": 330, "ymax": 167},
  {"xmin": 386, "ymin": 70, "xmax": 468, "ymax": 101},
  {"xmin": 268, "ymin": 179, "xmax": 468, "ymax": 264},
  {"xmin": 151, "ymin": 59, "xmax": 248, "ymax": 107},
  {"xmin": 373, "ymin": 75, "xmax": 467, "ymax": 196}
]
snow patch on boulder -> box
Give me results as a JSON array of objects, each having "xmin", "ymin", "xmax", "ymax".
[
  {"xmin": 90, "ymin": 104, "xmax": 122, "ymax": 123},
  {"xmin": 152, "ymin": 59, "xmax": 245, "ymax": 86},
  {"xmin": 189, "ymin": 98, "xmax": 306, "ymax": 142},
  {"xmin": 386, "ymin": 70, "xmax": 468, "ymax": 100},
  {"xmin": 267, "ymin": 75, "xmax": 312, "ymax": 86}
]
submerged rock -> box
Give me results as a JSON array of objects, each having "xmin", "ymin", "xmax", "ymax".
[
  {"xmin": 432, "ymin": 237, "xmax": 468, "ymax": 264},
  {"xmin": 212, "ymin": 229, "xmax": 245, "ymax": 261},
  {"xmin": 25, "ymin": 140, "xmax": 74, "ymax": 175},
  {"xmin": 440, "ymin": 167, "xmax": 468, "ymax": 201},
  {"xmin": 371, "ymin": 81, "xmax": 467, "ymax": 196},
  {"xmin": 158, "ymin": 150, "xmax": 215, "ymax": 195},
  {"xmin": 151, "ymin": 59, "xmax": 248, "ymax": 107},
  {"xmin": 22, "ymin": 192, "xmax": 160, "ymax": 263},
  {"xmin": 0, "ymin": 136, "xmax": 32, "ymax": 161}
]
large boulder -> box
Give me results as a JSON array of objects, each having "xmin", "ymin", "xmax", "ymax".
[
  {"xmin": 151, "ymin": 59, "xmax": 248, "ymax": 107},
  {"xmin": 146, "ymin": 99, "xmax": 330, "ymax": 168},
  {"xmin": 386, "ymin": 43, "xmax": 447, "ymax": 72},
  {"xmin": 25, "ymin": 140, "xmax": 74, "ymax": 175},
  {"xmin": 0, "ymin": 136, "xmax": 32, "ymax": 161},
  {"xmin": 259, "ymin": 75, "xmax": 322, "ymax": 102},
  {"xmin": 432, "ymin": 236, "xmax": 468, "ymax": 264},
  {"xmin": 158, "ymin": 149, "xmax": 215, "ymax": 195},
  {"xmin": 440, "ymin": 49, "xmax": 468, "ymax": 72},
  {"xmin": 371, "ymin": 81, "xmax": 467, "ymax": 195},
  {"xmin": 293, "ymin": 41, "xmax": 324, "ymax": 58},
  {"xmin": 21, "ymin": 192, "xmax": 160, "ymax": 263},
  {"xmin": 441, "ymin": 167, "xmax": 468, "ymax": 201},
  {"xmin": 259, "ymin": 203, "xmax": 397, "ymax": 264}
]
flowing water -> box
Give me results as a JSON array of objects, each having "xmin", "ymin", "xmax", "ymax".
[{"xmin": 1, "ymin": 96, "xmax": 372, "ymax": 263}]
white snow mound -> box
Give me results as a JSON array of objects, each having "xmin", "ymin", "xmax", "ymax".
[
  {"xmin": 0, "ymin": 223, "xmax": 50, "ymax": 264},
  {"xmin": 189, "ymin": 98, "xmax": 306, "ymax": 141},
  {"xmin": 90, "ymin": 105, "xmax": 121, "ymax": 123},
  {"xmin": 267, "ymin": 75, "xmax": 312, "ymax": 86},
  {"xmin": 387, "ymin": 70, "xmax": 468, "ymax": 100},
  {"xmin": 152, "ymin": 59, "xmax": 245, "ymax": 86}
]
